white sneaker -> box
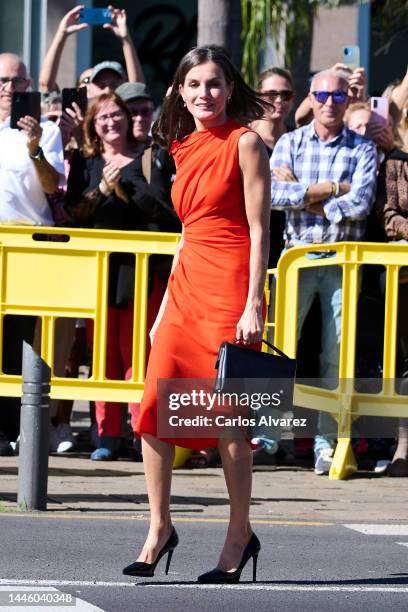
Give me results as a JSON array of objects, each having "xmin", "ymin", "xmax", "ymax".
[
  {"xmin": 314, "ymin": 447, "xmax": 334, "ymax": 475},
  {"xmin": 11, "ymin": 427, "xmax": 66, "ymax": 454},
  {"xmin": 374, "ymin": 459, "xmax": 391, "ymax": 474},
  {"xmin": 10, "ymin": 436, "xmax": 19, "ymax": 454},
  {"xmin": 56, "ymin": 423, "xmax": 76, "ymax": 453}
]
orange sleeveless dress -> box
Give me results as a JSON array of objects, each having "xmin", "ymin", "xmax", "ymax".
[{"xmin": 135, "ymin": 119, "xmax": 256, "ymax": 450}]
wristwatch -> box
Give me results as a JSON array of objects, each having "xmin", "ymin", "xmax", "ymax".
[{"xmin": 29, "ymin": 146, "xmax": 45, "ymax": 161}]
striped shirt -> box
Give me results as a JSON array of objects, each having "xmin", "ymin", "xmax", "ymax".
[{"xmin": 270, "ymin": 121, "xmax": 378, "ymax": 247}]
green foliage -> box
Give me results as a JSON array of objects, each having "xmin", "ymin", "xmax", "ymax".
[
  {"xmin": 240, "ymin": 0, "xmax": 340, "ymax": 86},
  {"xmin": 371, "ymin": 0, "xmax": 408, "ymax": 55}
]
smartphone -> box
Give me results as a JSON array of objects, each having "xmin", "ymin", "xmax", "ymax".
[
  {"xmin": 79, "ymin": 7, "xmax": 112, "ymax": 25},
  {"xmin": 10, "ymin": 91, "xmax": 41, "ymax": 129},
  {"xmin": 371, "ymin": 97, "xmax": 389, "ymax": 127},
  {"xmin": 62, "ymin": 87, "xmax": 88, "ymax": 114},
  {"xmin": 342, "ymin": 46, "xmax": 360, "ymax": 71}
]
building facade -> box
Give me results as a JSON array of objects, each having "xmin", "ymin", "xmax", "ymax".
[{"xmin": 0, "ymin": 1, "xmax": 405, "ymax": 99}]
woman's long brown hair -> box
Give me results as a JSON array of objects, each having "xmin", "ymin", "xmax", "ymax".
[{"xmin": 153, "ymin": 45, "xmax": 274, "ymax": 149}]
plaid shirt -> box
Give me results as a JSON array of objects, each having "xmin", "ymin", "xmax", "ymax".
[{"xmin": 270, "ymin": 122, "xmax": 378, "ymax": 247}]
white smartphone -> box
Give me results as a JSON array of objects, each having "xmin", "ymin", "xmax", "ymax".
[
  {"xmin": 370, "ymin": 97, "xmax": 389, "ymax": 127},
  {"xmin": 342, "ymin": 46, "xmax": 360, "ymax": 71}
]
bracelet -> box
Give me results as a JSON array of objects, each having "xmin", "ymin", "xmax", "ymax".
[{"xmin": 331, "ymin": 181, "xmax": 340, "ymax": 197}]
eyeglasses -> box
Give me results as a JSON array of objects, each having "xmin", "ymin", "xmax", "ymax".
[
  {"xmin": 262, "ymin": 89, "xmax": 294, "ymax": 102},
  {"xmin": 312, "ymin": 90, "xmax": 348, "ymax": 104},
  {"xmin": 0, "ymin": 76, "xmax": 28, "ymax": 89},
  {"xmin": 95, "ymin": 110, "xmax": 125, "ymax": 124},
  {"xmin": 131, "ymin": 107, "xmax": 153, "ymax": 118}
]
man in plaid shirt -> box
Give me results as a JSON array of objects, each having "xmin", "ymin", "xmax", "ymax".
[{"xmin": 270, "ymin": 69, "xmax": 378, "ymax": 475}]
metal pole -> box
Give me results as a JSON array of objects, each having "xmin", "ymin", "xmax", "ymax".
[
  {"xmin": 17, "ymin": 341, "xmax": 51, "ymax": 511},
  {"xmin": 358, "ymin": 1, "xmax": 371, "ymax": 93}
]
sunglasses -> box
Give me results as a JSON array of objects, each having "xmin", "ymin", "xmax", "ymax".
[
  {"xmin": 262, "ymin": 89, "xmax": 294, "ymax": 102},
  {"xmin": 312, "ymin": 91, "xmax": 348, "ymax": 104}
]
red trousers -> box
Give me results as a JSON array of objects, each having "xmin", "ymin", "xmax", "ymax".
[{"xmin": 87, "ymin": 274, "xmax": 167, "ymax": 438}]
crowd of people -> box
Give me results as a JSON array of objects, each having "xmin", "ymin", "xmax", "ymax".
[{"xmin": 0, "ymin": 5, "xmax": 407, "ymax": 483}]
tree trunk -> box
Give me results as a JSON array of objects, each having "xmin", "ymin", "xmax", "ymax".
[{"xmin": 197, "ymin": 0, "xmax": 242, "ymax": 68}]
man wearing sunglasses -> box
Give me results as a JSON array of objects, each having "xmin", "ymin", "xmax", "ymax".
[{"xmin": 270, "ymin": 69, "xmax": 377, "ymax": 476}]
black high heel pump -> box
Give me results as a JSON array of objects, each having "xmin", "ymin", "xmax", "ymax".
[
  {"xmin": 197, "ymin": 532, "xmax": 260, "ymax": 583},
  {"xmin": 122, "ymin": 527, "xmax": 179, "ymax": 577}
]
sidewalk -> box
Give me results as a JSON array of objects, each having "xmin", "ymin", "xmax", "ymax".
[
  {"xmin": 2, "ymin": 399, "xmax": 407, "ymax": 523},
  {"xmin": 1, "ymin": 454, "xmax": 407, "ymax": 523}
]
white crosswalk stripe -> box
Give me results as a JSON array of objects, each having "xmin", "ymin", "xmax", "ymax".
[
  {"xmin": 0, "ymin": 586, "xmax": 103, "ymax": 611},
  {"xmin": 344, "ymin": 524, "xmax": 408, "ymax": 536}
]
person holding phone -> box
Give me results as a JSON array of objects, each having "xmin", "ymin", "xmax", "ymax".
[
  {"xmin": 0, "ymin": 54, "xmax": 64, "ymax": 222},
  {"xmin": 345, "ymin": 101, "xmax": 395, "ymax": 158},
  {"xmin": 0, "ymin": 53, "xmax": 64, "ymax": 456},
  {"xmin": 39, "ymin": 5, "xmax": 144, "ymax": 96}
]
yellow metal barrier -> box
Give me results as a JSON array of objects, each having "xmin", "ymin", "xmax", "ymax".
[
  {"xmin": 5, "ymin": 230, "xmax": 406, "ymax": 475},
  {"xmin": 0, "ymin": 225, "xmax": 180, "ymax": 401},
  {"xmin": 266, "ymin": 242, "xmax": 408, "ymax": 480},
  {"xmin": 0, "ymin": 226, "xmax": 193, "ymax": 467}
]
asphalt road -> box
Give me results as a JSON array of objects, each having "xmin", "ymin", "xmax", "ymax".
[{"xmin": 1, "ymin": 515, "xmax": 408, "ymax": 611}]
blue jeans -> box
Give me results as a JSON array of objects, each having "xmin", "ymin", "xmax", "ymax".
[
  {"xmin": 254, "ymin": 264, "xmax": 342, "ymax": 455},
  {"xmin": 297, "ymin": 265, "xmax": 342, "ymax": 453}
]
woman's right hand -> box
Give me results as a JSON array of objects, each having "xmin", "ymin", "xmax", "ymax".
[
  {"xmin": 99, "ymin": 161, "xmax": 121, "ymax": 195},
  {"xmin": 58, "ymin": 5, "xmax": 88, "ymax": 37}
]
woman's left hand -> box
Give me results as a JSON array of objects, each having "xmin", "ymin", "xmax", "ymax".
[
  {"xmin": 104, "ymin": 5, "xmax": 128, "ymax": 40},
  {"xmin": 236, "ymin": 305, "xmax": 264, "ymax": 345}
]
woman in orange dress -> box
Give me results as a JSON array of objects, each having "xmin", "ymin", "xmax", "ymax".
[{"xmin": 123, "ymin": 45, "xmax": 271, "ymax": 583}]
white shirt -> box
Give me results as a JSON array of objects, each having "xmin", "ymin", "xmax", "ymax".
[{"xmin": 0, "ymin": 116, "xmax": 65, "ymax": 225}]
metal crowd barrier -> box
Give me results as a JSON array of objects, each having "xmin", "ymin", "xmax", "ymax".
[
  {"xmin": 3, "ymin": 229, "xmax": 406, "ymax": 478},
  {"xmin": 0, "ymin": 225, "xmax": 180, "ymax": 401},
  {"xmin": 265, "ymin": 241, "xmax": 408, "ymax": 480}
]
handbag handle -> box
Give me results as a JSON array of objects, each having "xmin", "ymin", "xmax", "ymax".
[
  {"xmin": 261, "ymin": 339, "xmax": 291, "ymax": 360},
  {"xmin": 234, "ymin": 338, "xmax": 291, "ymax": 360}
]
